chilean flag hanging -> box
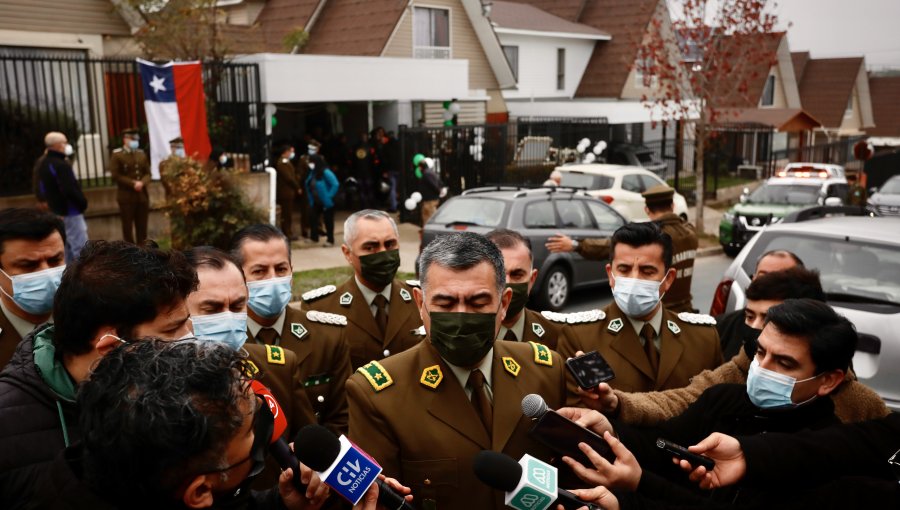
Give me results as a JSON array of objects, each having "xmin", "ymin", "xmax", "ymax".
[{"xmin": 137, "ymin": 59, "xmax": 212, "ymax": 179}]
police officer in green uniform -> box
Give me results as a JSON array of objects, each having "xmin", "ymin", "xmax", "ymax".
[
  {"xmin": 847, "ymin": 172, "xmax": 868, "ymax": 206},
  {"xmin": 546, "ymin": 184, "xmax": 698, "ymax": 313},
  {"xmin": 108, "ymin": 128, "xmax": 151, "ymax": 244}
]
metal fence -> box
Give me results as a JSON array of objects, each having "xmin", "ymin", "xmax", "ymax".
[
  {"xmin": 769, "ymin": 136, "xmax": 866, "ymax": 175},
  {"xmin": 0, "ymin": 55, "xmax": 263, "ymax": 197}
]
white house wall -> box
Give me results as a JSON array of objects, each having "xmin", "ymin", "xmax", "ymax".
[{"xmin": 498, "ymin": 33, "xmax": 595, "ymax": 100}]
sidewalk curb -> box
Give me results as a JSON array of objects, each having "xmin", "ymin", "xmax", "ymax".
[{"xmin": 697, "ymin": 245, "xmax": 724, "ymax": 258}]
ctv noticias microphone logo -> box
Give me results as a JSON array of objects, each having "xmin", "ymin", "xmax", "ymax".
[{"xmin": 323, "ymin": 436, "xmax": 383, "ymax": 505}]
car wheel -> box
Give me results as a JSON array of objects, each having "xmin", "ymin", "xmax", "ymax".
[
  {"xmin": 723, "ymin": 244, "xmax": 742, "ymax": 258},
  {"xmin": 539, "ymin": 265, "xmax": 570, "ymax": 312}
]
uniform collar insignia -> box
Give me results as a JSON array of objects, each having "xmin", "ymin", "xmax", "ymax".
[
  {"xmin": 399, "ymin": 288, "xmax": 412, "ymax": 302},
  {"xmin": 339, "ymin": 292, "xmax": 353, "ymax": 306},
  {"xmin": 608, "ymin": 318, "xmax": 624, "ymax": 334},
  {"xmin": 291, "ymin": 322, "xmax": 308, "ymax": 340},
  {"xmin": 667, "ymin": 320, "xmax": 681, "ymax": 335},
  {"xmin": 531, "ymin": 323, "xmax": 545, "ymax": 338},
  {"xmin": 502, "ymin": 356, "xmax": 520, "ymax": 377},
  {"xmin": 420, "ymin": 365, "xmax": 443, "ymax": 389}
]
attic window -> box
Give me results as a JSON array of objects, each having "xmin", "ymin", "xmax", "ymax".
[
  {"xmin": 761, "ymin": 75, "xmax": 775, "ymax": 107},
  {"xmin": 844, "ymin": 94, "xmax": 853, "ymax": 118},
  {"xmin": 414, "ymin": 7, "xmax": 450, "ymax": 59}
]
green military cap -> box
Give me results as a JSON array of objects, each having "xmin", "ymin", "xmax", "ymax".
[
  {"xmin": 642, "ymin": 184, "xmax": 675, "ymax": 206},
  {"xmin": 122, "ymin": 127, "xmax": 140, "ymax": 137},
  {"xmin": 169, "ymin": 136, "xmax": 184, "ymax": 145}
]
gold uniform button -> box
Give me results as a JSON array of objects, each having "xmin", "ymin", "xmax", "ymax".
[{"xmin": 423, "ymin": 479, "xmax": 431, "ymax": 486}]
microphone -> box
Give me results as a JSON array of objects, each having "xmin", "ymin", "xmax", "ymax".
[
  {"xmin": 521, "ymin": 394, "xmax": 616, "ymax": 465},
  {"xmin": 250, "ymin": 380, "xmax": 306, "ymax": 493},
  {"xmin": 473, "ymin": 451, "xmax": 600, "ymax": 510},
  {"xmin": 294, "ymin": 424, "xmax": 415, "ymax": 510}
]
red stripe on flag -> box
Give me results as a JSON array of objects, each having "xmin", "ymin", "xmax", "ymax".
[{"xmin": 172, "ymin": 63, "xmax": 212, "ymax": 163}]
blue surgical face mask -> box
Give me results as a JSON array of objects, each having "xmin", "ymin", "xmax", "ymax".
[
  {"xmin": 190, "ymin": 311, "xmax": 248, "ymax": 351},
  {"xmin": 0, "ymin": 265, "xmax": 65, "ymax": 315},
  {"xmin": 174, "ymin": 148, "xmax": 186, "ymax": 157},
  {"xmin": 127, "ymin": 139, "xmax": 139, "ymax": 150},
  {"xmin": 611, "ymin": 274, "xmax": 664, "ymax": 318},
  {"xmin": 247, "ymin": 276, "xmax": 293, "ymax": 318},
  {"xmin": 746, "ymin": 358, "xmax": 820, "ymax": 409}
]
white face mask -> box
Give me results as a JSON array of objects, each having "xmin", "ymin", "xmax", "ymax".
[{"xmin": 611, "ymin": 274, "xmax": 665, "ymax": 318}]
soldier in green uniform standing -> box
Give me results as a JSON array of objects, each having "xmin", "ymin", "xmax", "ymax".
[
  {"xmin": 546, "ymin": 184, "xmax": 699, "ymax": 313},
  {"xmin": 108, "ymin": 128, "xmax": 151, "ymax": 244}
]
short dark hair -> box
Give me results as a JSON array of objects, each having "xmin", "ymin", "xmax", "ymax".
[
  {"xmin": 756, "ymin": 249, "xmax": 805, "ymax": 269},
  {"xmin": 0, "ymin": 208, "xmax": 66, "ymax": 267},
  {"xmin": 52, "ymin": 241, "xmax": 198, "ymax": 355},
  {"xmin": 419, "ymin": 232, "xmax": 505, "ymax": 295},
  {"xmin": 79, "ymin": 339, "xmax": 253, "ymax": 505},
  {"xmin": 229, "ymin": 224, "xmax": 290, "ymax": 267},
  {"xmin": 764, "ymin": 299, "xmax": 857, "ymax": 373},
  {"xmin": 610, "ymin": 222, "xmax": 673, "ymax": 269},
  {"xmin": 185, "ymin": 245, "xmax": 244, "ymax": 281},
  {"xmin": 485, "ymin": 228, "xmax": 533, "ymax": 261},
  {"xmin": 746, "ymin": 267, "xmax": 825, "ymax": 302}
]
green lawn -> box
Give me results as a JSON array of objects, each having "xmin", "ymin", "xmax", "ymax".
[{"xmin": 292, "ymin": 267, "xmax": 416, "ymax": 298}]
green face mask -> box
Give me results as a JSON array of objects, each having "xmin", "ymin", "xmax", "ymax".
[
  {"xmin": 505, "ymin": 282, "xmax": 530, "ymax": 319},
  {"xmin": 359, "ymin": 249, "xmax": 401, "ymax": 288},
  {"xmin": 429, "ymin": 311, "xmax": 497, "ymax": 368}
]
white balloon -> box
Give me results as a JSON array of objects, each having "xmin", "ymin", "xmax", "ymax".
[
  {"xmin": 424, "ymin": 158, "xmax": 435, "ymax": 169},
  {"xmin": 411, "ymin": 192, "xmax": 423, "ymax": 203},
  {"xmin": 404, "ymin": 198, "xmax": 417, "ymax": 211},
  {"xmin": 448, "ymin": 102, "xmax": 462, "ymax": 114},
  {"xmin": 442, "ymin": 110, "xmax": 453, "ymax": 121},
  {"xmin": 593, "ymin": 141, "xmax": 607, "ymax": 155},
  {"xmin": 579, "ymin": 137, "xmax": 591, "ymax": 146},
  {"xmin": 584, "ymin": 153, "xmax": 596, "ymax": 164}
]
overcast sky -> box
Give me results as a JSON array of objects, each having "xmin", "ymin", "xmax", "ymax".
[{"xmin": 774, "ymin": 0, "xmax": 900, "ymax": 70}]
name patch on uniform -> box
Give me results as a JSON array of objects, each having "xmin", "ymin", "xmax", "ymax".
[
  {"xmin": 607, "ymin": 318, "xmax": 624, "ymax": 334},
  {"xmin": 420, "ymin": 365, "xmax": 443, "ymax": 389},
  {"xmin": 530, "ymin": 342, "xmax": 553, "ymax": 367},
  {"xmin": 399, "ymin": 288, "xmax": 412, "ymax": 302},
  {"xmin": 358, "ymin": 361, "xmax": 393, "ymax": 392},
  {"xmin": 502, "ymin": 357, "xmax": 521, "ymax": 377},
  {"xmin": 265, "ymin": 345, "xmax": 286, "ymax": 365},
  {"xmin": 339, "ymin": 292, "xmax": 353, "ymax": 306},
  {"xmin": 291, "ymin": 323, "xmax": 308, "ymax": 340},
  {"xmin": 667, "ymin": 320, "xmax": 681, "ymax": 335},
  {"xmin": 532, "ymin": 323, "xmax": 546, "ymax": 338}
]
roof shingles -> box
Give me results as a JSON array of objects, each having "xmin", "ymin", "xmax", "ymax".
[
  {"xmin": 866, "ymin": 75, "xmax": 900, "ymax": 137},
  {"xmin": 795, "ymin": 57, "xmax": 864, "ymax": 128},
  {"xmin": 302, "ymin": 0, "xmax": 407, "ymax": 56}
]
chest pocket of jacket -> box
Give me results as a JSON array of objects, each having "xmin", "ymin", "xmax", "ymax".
[
  {"xmin": 401, "ymin": 458, "xmax": 457, "ymax": 506},
  {"xmin": 303, "ymin": 373, "xmax": 332, "ymax": 414}
]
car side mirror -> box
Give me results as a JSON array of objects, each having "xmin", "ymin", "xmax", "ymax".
[
  {"xmin": 740, "ymin": 193, "xmax": 748, "ymax": 204},
  {"xmin": 824, "ymin": 197, "xmax": 843, "ymax": 207}
]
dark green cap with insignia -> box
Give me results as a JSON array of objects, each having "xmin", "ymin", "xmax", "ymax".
[
  {"xmin": 122, "ymin": 127, "xmax": 139, "ymax": 137},
  {"xmin": 642, "ymin": 184, "xmax": 675, "ymax": 208}
]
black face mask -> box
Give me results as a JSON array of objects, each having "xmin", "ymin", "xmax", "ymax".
[
  {"xmin": 429, "ymin": 311, "xmax": 497, "ymax": 368},
  {"xmin": 505, "ymin": 282, "xmax": 529, "ymax": 319},
  {"xmin": 739, "ymin": 322, "xmax": 763, "ymax": 359},
  {"xmin": 359, "ymin": 249, "xmax": 401, "ymax": 288}
]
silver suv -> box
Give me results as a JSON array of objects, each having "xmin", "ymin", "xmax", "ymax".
[{"xmin": 713, "ymin": 215, "xmax": 900, "ymax": 411}]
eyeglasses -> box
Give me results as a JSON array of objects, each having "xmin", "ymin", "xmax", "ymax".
[{"xmin": 889, "ymin": 449, "xmax": 900, "ymax": 481}]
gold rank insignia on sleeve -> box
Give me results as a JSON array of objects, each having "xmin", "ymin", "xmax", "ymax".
[
  {"xmin": 265, "ymin": 345, "xmax": 286, "ymax": 365},
  {"xmin": 420, "ymin": 365, "xmax": 443, "ymax": 389},
  {"xmin": 502, "ymin": 357, "xmax": 520, "ymax": 377},
  {"xmin": 529, "ymin": 341, "xmax": 553, "ymax": 367},
  {"xmin": 244, "ymin": 360, "xmax": 260, "ymax": 378},
  {"xmin": 358, "ymin": 360, "xmax": 394, "ymax": 392}
]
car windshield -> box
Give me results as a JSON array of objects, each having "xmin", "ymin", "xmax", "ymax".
[
  {"xmin": 748, "ymin": 183, "xmax": 820, "ymax": 205},
  {"xmin": 880, "ymin": 177, "xmax": 900, "ymax": 194},
  {"xmin": 743, "ymin": 233, "xmax": 900, "ymax": 305},
  {"xmin": 429, "ymin": 197, "xmax": 506, "ymax": 227},
  {"xmin": 560, "ymin": 172, "xmax": 614, "ymax": 190}
]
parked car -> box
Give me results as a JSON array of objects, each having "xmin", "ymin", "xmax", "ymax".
[
  {"xmin": 711, "ymin": 215, "xmax": 900, "ymax": 411},
  {"xmin": 867, "ymin": 174, "xmax": 900, "ymax": 217},
  {"xmin": 556, "ymin": 164, "xmax": 689, "ymax": 222},
  {"xmin": 422, "ymin": 187, "xmax": 627, "ymax": 311},
  {"xmin": 719, "ymin": 174, "xmax": 849, "ymax": 256},
  {"xmin": 605, "ymin": 143, "xmax": 668, "ymax": 176}
]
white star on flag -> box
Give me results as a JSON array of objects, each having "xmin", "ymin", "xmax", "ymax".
[{"xmin": 149, "ymin": 75, "xmax": 167, "ymax": 93}]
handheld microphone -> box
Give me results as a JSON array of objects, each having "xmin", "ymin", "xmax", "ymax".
[
  {"xmin": 293, "ymin": 424, "xmax": 415, "ymax": 510},
  {"xmin": 522, "ymin": 394, "xmax": 616, "ymax": 465},
  {"xmin": 250, "ymin": 380, "xmax": 306, "ymax": 493},
  {"xmin": 473, "ymin": 451, "xmax": 600, "ymax": 510}
]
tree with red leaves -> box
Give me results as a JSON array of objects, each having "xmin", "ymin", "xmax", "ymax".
[{"xmin": 638, "ymin": 0, "xmax": 780, "ymax": 233}]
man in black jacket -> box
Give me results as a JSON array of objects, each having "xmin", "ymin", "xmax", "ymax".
[
  {"xmin": 0, "ymin": 241, "xmax": 197, "ymax": 509},
  {"xmin": 34, "ymin": 132, "xmax": 88, "ymax": 263}
]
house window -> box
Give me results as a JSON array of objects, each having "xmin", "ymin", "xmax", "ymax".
[
  {"xmin": 503, "ymin": 45, "xmax": 519, "ymax": 81},
  {"xmin": 761, "ymin": 75, "xmax": 775, "ymax": 106},
  {"xmin": 414, "ymin": 7, "xmax": 450, "ymax": 59},
  {"xmin": 844, "ymin": 94, "xmax": 854, "ymax": 118},
  {"xmin": 634, "ymin": 57, "xmax": 657, "ymax": 88},
  {"xmin": 556, "ymin": 48, "xmax": 565, "ymax": 90}
]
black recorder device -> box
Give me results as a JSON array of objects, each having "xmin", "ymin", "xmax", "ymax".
[
  {"xmin": 565, "ymin": 350, "xmax": 616, "ymax": 389},
  {"xmin": 529, "ymin": 410, "xmax": 616, "ymax": 466},
  {"xmin": 656, "ymin": 438, "xmax": 716, "ymax": 471}
]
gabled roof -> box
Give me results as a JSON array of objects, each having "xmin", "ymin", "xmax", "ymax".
[
  {"xmin": 490, "ymin": 1, "xmax": 610, "ymax": 40},
  {"xmin": 715, "ymin": 32, "xmax": 784, "ymax": 108},
  {"xmin": 866, "ymin": 75, "xmax": 900, "ymax": 137},
  {"xmin": 503, "ymin": 0, "xmax": 660, "ymax": 98},
  {"xmin": 794, "ymin": 56, "xmax": 865, "ymax": 128},
  {"xmin": 791, "ymin": 51, "xmax": 809, "ymax": 81},
  {"xmin": 256, "ymin": 0, "xmax": 321, "ymax": 52},
  {"xmin": 718, "ymin": 108, "xmax": 821, "ymax": 132},
  {"xmin": 301, "ymin": 0, "xmax": 405, "ymax": 56}
]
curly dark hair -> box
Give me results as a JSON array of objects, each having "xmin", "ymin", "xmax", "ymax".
[
  {"xmin": 78, "ymin": 339, "xmax": 255, "ymax": 505},
  {"xmin": 52, "ymin": 240, "xmax": 199, "ymax": 355}
]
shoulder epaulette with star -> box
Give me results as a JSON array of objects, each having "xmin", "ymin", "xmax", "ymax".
[
  {"xmin": 529, "ymin": 341, "xmax": 553, "ymax": 367},
  {"xmin": 357, "ymin": 360, "xmax": 393, "ymax": 392},
  {"xmin": 265, "ymin": 345, "xmax": 286, "ymax": 365},
  {"xmin": 302, "ymin": 285, "xmax": 336, "ymax": 303},
  {"xmin": 677, "ymin": 312, "xmax": 717, "ymax": 326},
  {"xmin": 112, "ymin": 148, "xmax": 123, "ymax": 153},
  {"xmin": 306, "ymin": 310, "xmax": 348, "ymax": 326},
  {"xmin": 541, "ymin": 309, "xmax": 606, "ymax": 324}
]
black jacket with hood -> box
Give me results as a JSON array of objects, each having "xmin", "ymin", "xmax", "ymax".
[{"xmin": 0, "ymin": 324, "xmax": 81, "ymax": 509}]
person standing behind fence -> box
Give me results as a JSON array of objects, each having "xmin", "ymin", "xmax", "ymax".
[
  {"xmin": 35, "ymin": 132, "xmax": 88, "ymax": 263},
  {"xmin": 305, "ymin": 154, "xmax": 339, "ymax": 247},
  {"xmin": 108, "ymin": 128, "xmax": 151, "ymax": 244},
  {"xmin": 419, "ymin": 157, "xmax": 443, "ymax": 226},
  {"xmin": 274, "ymin": 143, "xmax": 302, "ymax": 240}
]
